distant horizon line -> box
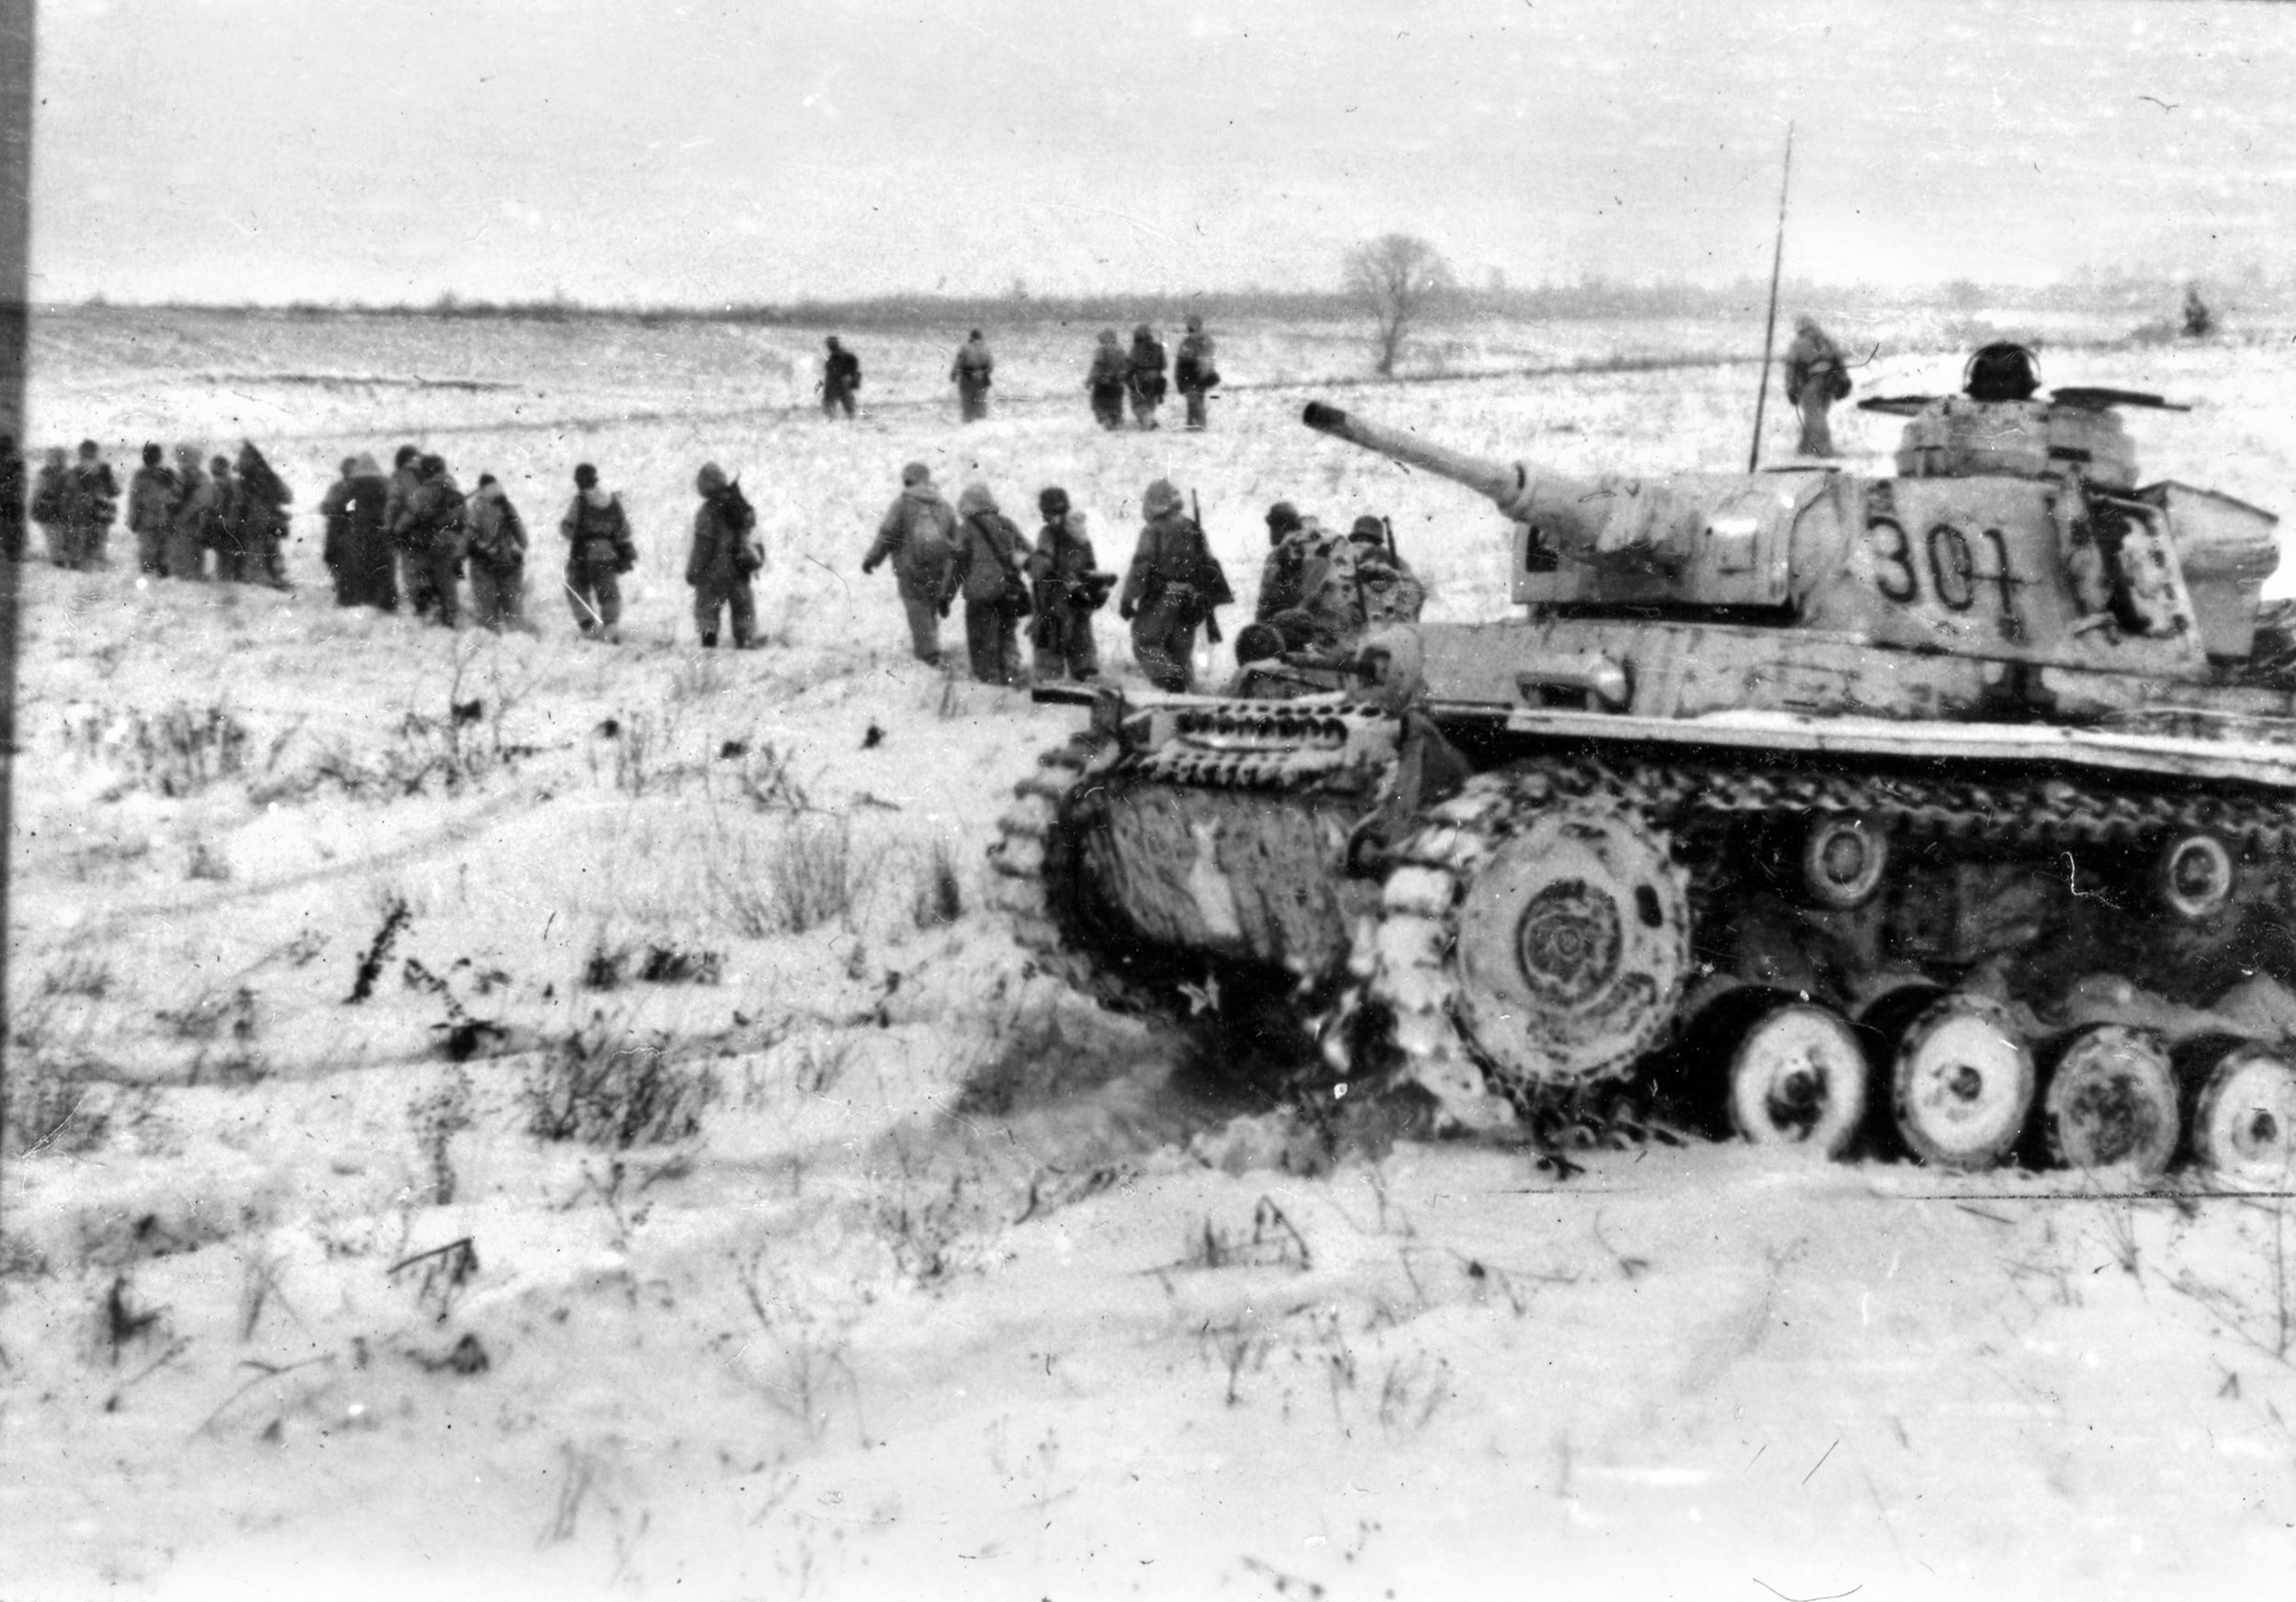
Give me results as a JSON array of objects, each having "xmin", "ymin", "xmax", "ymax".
[{"xmin": 24, "ymin": 266, "xmax": 2286, "ymax": 325}]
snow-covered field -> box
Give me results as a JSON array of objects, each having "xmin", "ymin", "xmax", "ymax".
[{"xmin": 7, "ymin": 306, "xmax": 2296, "ymax": 1600}]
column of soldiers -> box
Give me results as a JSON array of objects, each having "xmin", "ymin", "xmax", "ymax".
[{"xmin": 816, "ymin": 317, "xmax": 1221, "ymax": 432}]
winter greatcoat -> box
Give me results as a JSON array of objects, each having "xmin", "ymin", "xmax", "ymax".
[
  {"xmin": 1028, "ymin": 513, "xmax": 1102, "ymax": 682},
  {"xmin": 560, "ymin": 486, "xmax": 635, "ymax": 637},
  {"xmin": 166, "ymin": 454, "xmax": 215, "ymax": 581},
  {"xmin": 465, "ymin": 481, "xmax": 530, "ymax": 631},
  {"xmin": 686, "ymin": 464, "xmax": 758, "ymax": 648}
]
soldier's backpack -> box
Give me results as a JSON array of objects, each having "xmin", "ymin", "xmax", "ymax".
[
  {"xmin": 572, "ymin": 493, "xmax": 631, "ymax": 569},
  {"xmin": 723, "ymin": 480, "xmax": 764, "ymax": 574},
  {"xmin": 900, "ymin": 493, "xmax": 955, "ymax": 582}
]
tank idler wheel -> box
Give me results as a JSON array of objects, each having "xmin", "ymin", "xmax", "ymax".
[
  {"xmin": 2154, "ymin": 832, "xmax": 2236, "ymax": 921},
  {"xmin": 1716, "ymin": 994, "xmax": 1869, "ymax": 1157},
  {"xmin": 2178, "ymin": 1038, "xmax": 2296, "ymax": 1186},
  {"xmin": 1452, "ymin": 803, "xmax": 1691, "ymax": 1093},
  {"xmin": 2038, "ymin": 1024, "xmax": 2179, "ymax": 1181},
  {"xmin": 1798, "ymin": 813, "xmax": 1891, "ymax": 911},
  {"xmin": 1874, "ymin": 991, "xmax": 2036, "ymax": 1171}
]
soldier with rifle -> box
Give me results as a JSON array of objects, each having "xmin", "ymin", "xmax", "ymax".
[
  {"xmin": 821, "ymin": 336, "xmax": 861, "ymax": 419},
  {"xmin": 1027, "ymin": 486, "xmax": 1113, "ymax": 683},
  {"xmin": 1119, "ymin": 478, "xmax": 1231, "ymax": 692}
]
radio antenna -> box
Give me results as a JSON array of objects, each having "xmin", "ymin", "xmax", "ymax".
[{"xmin": 1748, "ymin": 124, "xmax": 1795, "ymax": 473}]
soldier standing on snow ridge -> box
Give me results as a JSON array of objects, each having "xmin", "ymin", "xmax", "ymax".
[
  {"xmin": 687, "ymin": 462, "xmax": 761, "ymax": 649},
  {"xmin": 862, "ymin": 460, "xmax": 960, "ymax": 668},
  {"xmin": 465, "ymin": 473, "xmax": 532, "ymax": 632},
  {"xmin": 821, "ymin": 336, "xmax": 861, "ymax": 420},
  {"xmin": 1028, "ymin": 486, "xmax": 1106, "ymax": 684},
  {"xmin": 319, "ymin": 457, "xmax": 359, "ymax": 604},
  {"xmin": 561, "ymin": 462, "xmax": 636, "ymax": 642},
  {"xmin": 951, "ymin": 481, "xmax": 1030, "ymax": 687},
  {"xmin": 67, "ymin": 440, "xmax": 118, "ymax": 569},
  {"xmin": 951, "ymin": 329, "xmax": 994, "ymax": 423},
  {"xmin": 1120, "ymin": 477, "xmax": 1232, "ymax": 693},
  {"xmin": 398, "ymin": 454, "xmax": 468, "ymax": 626},
  {"xmin": 165, "ymin": 446, "xmax": 212, "ymax": 581},
  {"xmin": 1175, "ymin": 315, "xmax": 1218, "ymax": 432},
  {"xmin": 1783, "ymin": 314, "xmax": 1849, "ymax": 458},
  {"xmin": 1086, "ymin": 330, "xmax": 1128, "ymax": 432},
  {"xmin": 129, "ymin": 445, "xmax": 180, "ymax": 576},
  {"xmin": 1126, "ymin": 323, "xmax": 1167, "ymax": 431}
]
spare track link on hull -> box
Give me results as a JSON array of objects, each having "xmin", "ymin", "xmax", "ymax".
[{"xmin": 1359, "ymin": 751, "xmax": 2296, "ymax": 1140}]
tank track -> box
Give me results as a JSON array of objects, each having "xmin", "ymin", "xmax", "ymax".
[
  {"xmin": 987, "ymin": 730, "xmax": 1125, "ymax": 1001},
  {"xmin": 1356, "ymin": 750, "xmax": 2296, "ymax": 1139}
]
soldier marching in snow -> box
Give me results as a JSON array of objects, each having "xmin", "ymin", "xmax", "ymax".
[
  {"xmin": 863, "ymin": 461, "xmax": 960, "ymax": 667},
  {"xmin": 561, "ymin": 462, "xmax": 636, "ymax": 641},
  {"xmin": 128, "ymin": 445, "xmax": 178, "ymax": 576},
  {"xmin": 1126, "ymin": 323, "xmax": 1168, "ymax": 431},
  {"xmin": 1783, "ymin": 314, "xmax": 1849, "ymax": 457},
  {"xmin": 687, "ymin": 462, "xmax": 762, "ymax": 649},
  {"xmin": 821, "ymin": 336, "xmax": 861, "ymax": 419},
  {"xmin": 67, "ymin": 440, "xmax": 119, "ymax": 569},
  {"xmin": 951, "ymin": 481, "xmax": 1030, "ymax": 686},
  {"xmin": 1086, "ymin": 330, "xmax": 1128, "ymax": 431},
  {"xmin": 1028, "ymin": 486, "xmax": 1109, "ymax": 683},
  {"xmin": 1120, "ymin": 478, "xmax": 1232, "ymax": 693},
  {"xmin": 951, "ymin": 330, "xmax": 994, "ymax": 423},
  {"xmin": 465, "ymin": 473, "xmax": 532, "ymax": 632},
  {"xmin": 165, "ymin": 446, "xmax": 213, "ymax": 581},
  {"xmin": 396, "ymin": 454, "xmax": 468, "ymax": 625},
  {"xmin": 1175, "ymin": 315, "xmax": 1218, "ymax": 432},
  {"xmin": 232, "ymin": 442, "xmax": 292, "ymax": 588}
]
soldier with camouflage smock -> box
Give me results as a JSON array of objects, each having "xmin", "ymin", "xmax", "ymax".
[
  {"xmin": 687, "ymin": 462, "xmax": 761, "ymax": 649},
  {"xmin": 465, "ymin": 473, "xmax": 532, "ymax": 632},
  {"xmin": 1028, "ymin": 486, "xmax": 1106, "ymax": 683},
  {"xmin": 561, "ymin": 462, "xmax": 636, "ymax": 641},
  {"xmin": 1120, "ymin": 478, "xmax": 1232, "ymax": 692},
  {"xmin": 951, "ymin": 330, "xmax": 994, "ymax": 423},
  {"xmin": 863, "ymin": 461, "xmax": 961, "ymax": 667},
  {"xmin": 1175, "ymin": 315, "xmax": 1218, "ymax": 432}
]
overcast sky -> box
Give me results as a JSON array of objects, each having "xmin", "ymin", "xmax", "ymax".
[{"xmin": 26, "ymin": 0, "xmax": 2296, "ymax": 306}]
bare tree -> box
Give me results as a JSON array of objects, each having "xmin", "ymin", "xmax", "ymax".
[{"xmin": 1343, "ymin": 233, "xmax": 1456, "ymax": 378}]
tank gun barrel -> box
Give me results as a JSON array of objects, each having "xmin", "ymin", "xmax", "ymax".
[{"xmin": 1300, "ymin": 400, "xmax": 1696, "ymax": 574}]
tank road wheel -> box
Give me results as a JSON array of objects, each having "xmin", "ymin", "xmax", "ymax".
[
  {"xmin": 2178, "ymin": 1039, "xmax": 2296, "ymax": 1186},
  {"xmin": 1876, "ymin": 992, "xmax": 2036, "ymax": 1171},
  {"xmin": 2154, "ymin": 832, "xmax": 2236, "ymax": 922},
  {"xmin": 1451, "ymin": 803, "xmax": 1692, "ymax": 1099},
  {"xmin": 1718, "ymin": 998, "xmax": 1870, "ymax": 1157},
  {"xmin": 2038, "ymin": 1024, "xmax": 2179, "ymax": 1181},
  {"xmin": 1798, "ymin": 813, "xmax": 1891, "ymax": 911}
]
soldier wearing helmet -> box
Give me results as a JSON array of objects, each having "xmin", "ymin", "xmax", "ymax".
[{"xmin": 1119, "ymin": 478, "xmax": 1231, "ymax": 691}]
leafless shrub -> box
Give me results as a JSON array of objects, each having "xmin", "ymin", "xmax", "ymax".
[
  {"xmin": 408, "ymin": 1068, "xmax": 476, "ymax": 1205},
  {"xmin": 1198, "ymin": 1315, "xmax": 1268, "ymax": 1407},
  {"xmin": 710, "ymin": 816, "xmax": 873, "ymax": 938},
  {"xmin": 1178, "ymin": 1197, "xmax": 1314, "ymax": 1273},
  {"xmin": 729, "ymin": 740, "xmax": 812, "ymax": 812},
  {"xmin": 728, "ymin": 1251, "xmax": 861, "ymax": 1444},
  {"xmin": 40, "ymin": 953, "xmax": 113, "ymax": 998},
  {"xmin": 912, "ymin": 840, "xmax": 963, "ymax": 929},
  {"xmin": 158, "ymin": 986, "xmax": 264, "ymax": 1085},
  {"xmin": 669, "ymin": 653, "xmax": 727, "ymax": 703},
  {"xmin": 1376, "ymin": 1351, "xmax": 1452, "ymax": 1438},
  {"xmin": 184, "ymin": 837, "xmax": 232, "ymax": 882},
  {"xmin": 116, "ymin": 704, "xmax": 252, "ymax": 796},
  {"xmin": 524, "ymin": 1010, "xmax": 719, "ymax": 1149}
]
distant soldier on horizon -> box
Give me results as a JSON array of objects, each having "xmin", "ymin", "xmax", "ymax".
[
  {"xmin": 821, "ymin": 335, "xmax": 861, "ymax": 419},
  {"xmin": 1175, "ymin": 314, "xmax": 1218, "ymax": 431},
  {"xmin": 2183, "ymin": 285, "xmax": 2213, "ymax": 339},
  {"xmin": 1126, "ymin": 323, "xmax": 1168, "ymax": 431},
  {"xmin": 1782, "ymin": 314, "xmax": 1849, "ymax": 457},
  {"xmin": 1086, "ymin": 330, "xmax": 1128, "ymax": 431},
  {"xmin": 951, "ymin": 329, "xmax": 994, "ymax": 423}
]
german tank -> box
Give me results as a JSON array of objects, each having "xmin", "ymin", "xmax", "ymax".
[{"xmin": 990, "ymin": 345, "xmax": 2296, "ymax": 1180}]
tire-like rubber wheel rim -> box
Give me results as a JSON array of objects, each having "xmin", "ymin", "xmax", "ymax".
[
  {"xmin": 2190, "ymin": 1044, "xmax": 2296, "ymax": 1185},
  {"xmin": 2155, "ymin": 833, "xmax": 2235, "ymax": 922},
  {"xmin": 1452, "ymin": 805, "xmax": 1689, "ymax": 1089},
  {"xmin": 1728, "ymin": 1001, "xmax": 1868, "ymax": 1157},
  {"xmin": 1800, "ymin": 814, "xmax": 1889, "ymax": 911},
  {"xmin": 2043, "ymin": 1024, "xmax": 2178, "ymax": 1180},
  {"xmin": 1891, "ymin": 994, "xmax": 2035, "ymax": 1170}
]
